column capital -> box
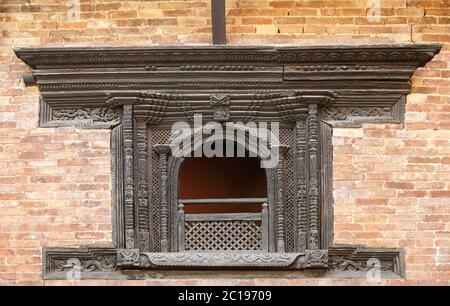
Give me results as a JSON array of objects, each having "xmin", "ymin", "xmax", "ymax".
[
  {"xmin": 153, "ymin": 144, "xmax": 171, "ymax": 155},
  {"xmin": 271, "ymin": 144, "xmax": 289, "ymax": 158}
]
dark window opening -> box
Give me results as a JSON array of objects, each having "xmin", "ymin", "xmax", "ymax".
[{"xmin": 177, "ymin": 141, "xmax": 269, "ymax": 251}]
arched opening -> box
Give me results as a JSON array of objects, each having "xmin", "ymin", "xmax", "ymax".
[{"xmin": 177, "ymin": 141, "xmax": 269, "ymax": 252}]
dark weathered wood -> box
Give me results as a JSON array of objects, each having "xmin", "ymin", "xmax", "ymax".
[
  {"xmin": 320, "ymin": 121, "xmax": 334, "ymax": 249},
  {"xmin": 14, "ymin": 45, "xmax": 442, "ymax": 128},
  {"xmin": 211, "ymin": 0, "xmax": 226, "ymax": 45},
  {"xmin": 261, "ymin": 203, "xmax": 269, "ymax": 252},
  {"xmin": 179, "ymin": 198, "xmax": 268, "ymax": 205},
  {"xmin": 153, "ymin": 144, "xmax": 171, "ymax": 252},
  {"xmin": 274, "ymin": 145, "xmax": 288, "ymax": 253},
  {"xmin": 294, "ymin": 119, "xmax": 307, "ymax": 252},
  {"xmin": 123, "ymin": 104, "xmax": 135, "ymax": 249},
  {"xmin": 307, "ymin": 104, "xmax": 320, "ymax": 250},
  {"xmin": 177, "ymin": 204, "xmax": 185, "ymax": 251},
  {"xmin": 185, "ymin": 213, "xmax": 262, "ymax": 222},
  {"xmin": 42, "ymin": 245, "xmax": 404, "ymax": 278},
  {"xmin": 14, "ymin": 45, "xmax": 441, "ymax": 273},
  {"xmin": 111, "ymin": 124, "xmax": 125, "ymax": 248},
  {"xmin": 136, "ymin": 119, "xmax": 150, "ymax": 251}
]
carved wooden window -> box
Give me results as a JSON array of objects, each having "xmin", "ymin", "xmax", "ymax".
[{"xmin": 14, "ymin": 44, "xmax": 440, "ymax": 277}]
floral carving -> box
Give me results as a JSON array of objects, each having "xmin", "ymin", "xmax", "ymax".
[
  {"xmin": 54, "ymin": 256, "xmax": 117, "ymax": 273},
  {"xmin": 210, "ymin": 94, "xmax": 231, "ymax": 121},
  {"xmin": 138, "ymin": 252, "xmax": 323, "ymax": 269},
  {"xmin": 52, "ymin": 108, "xmax": 120, "ymax": 124},
  {"xmin": 117, "ymin": 249, "xmax": 140, "ymax": 267},
  {"xmin": 329, "ymin": 256, "xmax": 393, "ymax": 272},
  {"xmin": 321, "ymin": 106, "xmax": 392, "ymax": 121}
]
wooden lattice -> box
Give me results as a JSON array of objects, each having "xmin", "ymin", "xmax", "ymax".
[
  {"xmin": 149, "ymin": 129, "xmax": 172, "ymax": 252},
  {"xmin": 185, "ymin": 220, "xmax": 262, "ymax": 251},
  {"xmin": 281, "ymin": 128, "xmax": 295, "ymax": 252}
]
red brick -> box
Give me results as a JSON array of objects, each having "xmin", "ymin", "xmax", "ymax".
[
  {"xmin": 430, "ymin": 190, "xmax": 450, "ymax": 198},
  {"xmin": 241, "ymin": 17, "xmax": 273, "ymax": 25},
  {"xmin": 385, "ymin": 182, "xmax": 415, "ymax": 189},
  {"xmin": 269, "ymin": 1, "xmax": 296, "ymax": 8},
  {"xmin": 108, "ymin": 11, "xmax": 137, "ymax": 19},
  {"xmin": 409, "ymin": 156, "xmax": 441, "ymax": 163}
]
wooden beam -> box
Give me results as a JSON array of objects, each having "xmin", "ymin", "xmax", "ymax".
[
  {"xmin": 185, "ymin": 213, "xmax": 262, "ymax": 222},
  {"xmin": 179, "ymin": 198, "xmax": 268, "ymax": 205},
  {"xmin": 211, "ymin": 0, "xmax": 226, "ymax": 44}
]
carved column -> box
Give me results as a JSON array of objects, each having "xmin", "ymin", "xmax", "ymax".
[
  {"xmin": 295, "ymin": 119, "xmax": 308, "ymax": 251},
  {"xmin": 123, "ymin": 104, "xmax": 135, "ymax": 249},
  {"xmin": 177, "ymin": 204, "xmax": 185, "ymax": 251},
  {"xmin": 274, "ymin": 145, "xmax": 288, "ymax": 253},
  {"xmin": 153, "ymin": 144, "xmax": 171, "ymax": 252},
  {"xmin": 111, "ymin": 125, "xmax": 125, "ymax": 249},
  {"xmin": 308, "ymin": 104, "xmax": 320, "ymax": 250},
  {"xmin": 136, "ymin": 120, "xmax": 150, "ymax": 251}
]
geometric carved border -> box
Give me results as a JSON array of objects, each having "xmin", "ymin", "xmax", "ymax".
[{"xmin": 15, "ymin": 44, "xmax": 441, "ymax": 129}]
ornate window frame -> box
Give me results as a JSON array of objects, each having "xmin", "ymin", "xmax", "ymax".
[{"xmin": 15, "ymin": 44, "xmax": 441, "ymax": 279}]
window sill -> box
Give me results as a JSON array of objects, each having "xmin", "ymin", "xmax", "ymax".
[
  {"xmin": 43, "ymin": 245, "xmax": 405, "ymax": 280},
  {"xmin": 118, "ymin": 250, "xmax": 328, "ymax": 270}
]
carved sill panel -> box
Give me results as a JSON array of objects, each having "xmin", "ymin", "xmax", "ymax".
[
  {"xmin": 117, "ymin": 250, "xmax": 329, "ymax": 270},
  {"xmin": 42, "ymin": 246, "xmax": 403, "ymax": 280}
]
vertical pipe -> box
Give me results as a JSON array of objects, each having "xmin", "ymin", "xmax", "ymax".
[{"xmin": 211, "ymin": 0, "xmax": 226, "ymax": 44}]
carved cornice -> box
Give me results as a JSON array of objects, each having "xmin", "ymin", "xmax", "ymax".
[
  {"xmin": 15, "ymin": 44, "xmax": 441, "ymax": 68},
  {"xmin": 15, "ymin": 44, "xmax": 440, "ymax": 128}
]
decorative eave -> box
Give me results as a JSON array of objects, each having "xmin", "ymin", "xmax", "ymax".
[
  {"xmin": 15, "ymin": 44, "xmax": 441, "ymax": 128},
  {"xmin": 15, "ymin": 44, "xmax": 441, "ymax": 68}
]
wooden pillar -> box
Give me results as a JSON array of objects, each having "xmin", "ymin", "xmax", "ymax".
[
  {"xmin": 177, "ymin": 204, "xmax": 185, "ymax": 251},
  {"xmin": 136, "ymin": 120, "xmax": 150, "ymax": 251},
  {"xmin": 274, "ymin": 145, "xmax": 288, "ymax": 253},
  {"xmin": 308, "ymin": 104, "xmax": 320, "ymax": 250},
  {"xmin": 295, "ymin": 119, "xmax": 308, "ymax": 251},
  {"xmin": 153, "ymin": 144, "xmax": 171, "ymax": 252},
  {"xmin": 123, "ymin": 104, "xmax": 135, "ymax": 249},
  {"xmin": 261, "ymin": 203, "xmax": 269, "ymax": 252}
]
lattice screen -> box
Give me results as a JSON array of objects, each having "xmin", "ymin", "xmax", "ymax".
[
  {"xmin": 184, "ymin": 220, "xmax": 263, "ymax": 251},
  {"xmin": 280, "ymin": 128, "xmax": 295, "ymax": 252}
]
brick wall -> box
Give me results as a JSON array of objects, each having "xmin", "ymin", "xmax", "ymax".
[{"xmin": 0, "ymin": 0, "xmax": 449, "ymax": 285}]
